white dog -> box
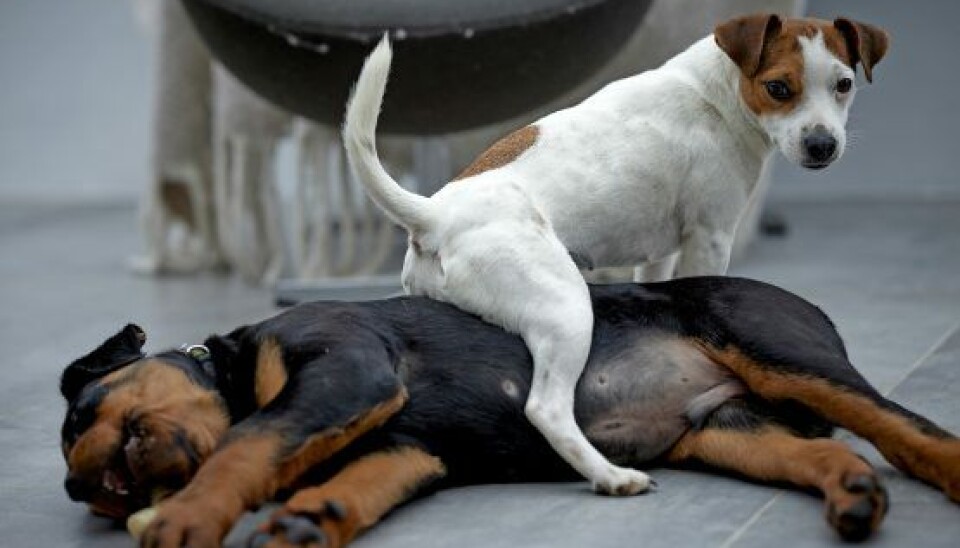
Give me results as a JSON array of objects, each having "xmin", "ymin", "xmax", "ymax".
[{"xmin": 343, "ymin": 14, "xmax": 888, "ymax": 495}]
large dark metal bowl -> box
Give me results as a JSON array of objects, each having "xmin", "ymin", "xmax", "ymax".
[{"xmin": 181, "ymin": 0, "xmax": 651, "ymax": 134}]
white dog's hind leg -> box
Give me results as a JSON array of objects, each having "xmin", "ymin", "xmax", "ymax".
[
  {"xmin": 441, "ymin": 225, "xmax": 652, "ymax": 496},
  {"xmin": 524, "ymin": 303, "xmax": 652, "ymax": 496}
]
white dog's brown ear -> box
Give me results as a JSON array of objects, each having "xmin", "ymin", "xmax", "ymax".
[
  {"xmin": 834, "ymin": 18, "xmax": 889, "ymax": 83},
  {"xmin": 715, "ymin": 13, "xmax": 783, "ymax": 77}
]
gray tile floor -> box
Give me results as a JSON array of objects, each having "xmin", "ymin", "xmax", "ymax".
[{"xmin": 1, "ymin": 197, "xmax": 958, "ymax": 547}]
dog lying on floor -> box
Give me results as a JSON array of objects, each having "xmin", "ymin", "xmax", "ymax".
[{"xmin": 60, "ymin": 277, "xmax": 959, "ymax": 547}]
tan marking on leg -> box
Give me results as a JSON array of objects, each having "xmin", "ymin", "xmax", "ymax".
[
  {"xmin": 454, "ymin": 125, "xmax": 539, "ymax": 180},
  {"xmin": 668, "ymin": 425, "xmax": 887, "ymax": 540},
  {"xmin": 144, "ymin": 434, "xmax": 284, "ymax": 545},
  {"xmin": 276, "ymin": 387, "xmax": 408, "ymax": 486},
  {"xmin": 255, "ymin": 338, "xmax": 288, "ymax": 407},
  {"xmin": 699, "ymin": 343, "xmax": 960, "ymax": 500},
  {"xmin": 264, "ymin": 446, "xmax": 446, "ymax": 548},
  {"xmin": 143, "ymin": 387, "xmax": 408, "ymax": 545}
]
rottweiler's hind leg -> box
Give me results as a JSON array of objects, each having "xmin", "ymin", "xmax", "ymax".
[
  {"xmin": 701, "ymin": 344, "xmax": 960, "ymax": 502},
  {"xmin": 250, "ymin": 446, "xmax": 446, "ymax": 548},
  {"xmin": 667, "ymin": 404, "xmax": 888, "ymax": 542}
]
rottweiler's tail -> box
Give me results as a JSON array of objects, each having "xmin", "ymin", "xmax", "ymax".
[{"xmin": 343, "ymin": 35, "xmax": 436, "ymax": 232}]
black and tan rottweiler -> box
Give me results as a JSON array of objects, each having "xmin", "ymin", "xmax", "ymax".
[{"xmin": 60, "ymin": 277, "xmax": 960, "ymax": 547}]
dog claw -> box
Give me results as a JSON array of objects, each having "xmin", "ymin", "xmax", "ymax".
[
  {"xmin": 833, "ymin": 498, "xmax": 877, "ymax": 542},
  {"xmin": 324, "ymin": 500, "xmax": 347, "ymax": 521},
  {"xmin": 843, "ymin": 474, "xmax": 876, "ymax": 494},
  {"xmin": 269, "ymin": 514, "xmax": 326, "ymax": 545},
  {"xmin": 593, "ymin": 471, "xmax": 652, "ymax": 496},
  {"xmin": 288, "ymin": 523, "xmax": 324, "ymax": 544},
  {"xmin": 248, "ymin": 532, "xmax": 272, "ymax": 548}
]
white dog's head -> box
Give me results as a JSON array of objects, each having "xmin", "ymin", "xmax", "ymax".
[{"xmin": 716, "ymin": 15, "xmax": 889, "ymax": 169}]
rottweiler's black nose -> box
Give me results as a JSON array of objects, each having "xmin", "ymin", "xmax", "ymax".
[
  {"xmin": 64, "ymin": 474, "xmax": 91, "ymax": 501},
  {"xmin": 803, "ymin": 129, "xmax": 837, "ymax": 164}
]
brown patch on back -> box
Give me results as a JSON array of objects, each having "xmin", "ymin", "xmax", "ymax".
[
  {"xmin": 255, "ymin": 338, "xmax": 288, "ymax": 407},
  {"xmin": 698, "ymin": 342, "xmax": 960, "ymax": 500},
  {"xmin": 454, "ymin": 125, "xmax": 539, "ymax": 180},
  {"xmin": 265, "ymin": 446, "xmax": 446, "ymax": 546}
]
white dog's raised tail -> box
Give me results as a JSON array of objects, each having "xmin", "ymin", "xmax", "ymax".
[{"xmin": 343, "ymin": 36, "xmax": 435, "ymax": 231}]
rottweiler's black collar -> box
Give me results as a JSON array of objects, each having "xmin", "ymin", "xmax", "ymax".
[
  {"xmin": 179, "ymin": 344, "xmax": 216, "ymax": 377},
  {"xmin": 152, "ymin": 345, "xmax": 218, "ymax": 390}
]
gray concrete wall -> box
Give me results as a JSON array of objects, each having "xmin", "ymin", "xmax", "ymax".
[{"xmin": 0, "ymin": 0, "xmax": 151, "ymax": 203}]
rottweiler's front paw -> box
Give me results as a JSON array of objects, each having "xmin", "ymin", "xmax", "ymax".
[
  {"xmin": 140, "ymin": 499, "xmax": 232, "ymax": 548},
  {"xmin": 250, "ymin": 501, "xmax": 348, "ymax": 548}
]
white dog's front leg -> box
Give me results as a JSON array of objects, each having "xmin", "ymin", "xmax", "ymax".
[
  {"xmin": 634, "ymin": 253, "xmax": 679, "ymax": 283},
  {"xmin": 675, "ymin": 228, "xmax": 734, "ymax": 277}
]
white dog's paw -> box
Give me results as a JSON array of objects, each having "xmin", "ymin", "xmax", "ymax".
[{"xmin": 592, "ymin": 467, "xmax": 654, "ymax": 496}]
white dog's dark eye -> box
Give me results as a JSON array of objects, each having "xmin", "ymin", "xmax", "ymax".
[
  {"xmin": 836, "ymin": 78, "xmax": 853, "ymax": 94},
  {"xmin": 764, "ymin": 80, "xmax": 792, "ymax": 101}
]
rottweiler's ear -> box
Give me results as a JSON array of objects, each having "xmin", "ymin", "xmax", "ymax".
[
  {"xmin": 202, "ymin": 333, "xmax": 242, "ymax": 403},
  {"xmin": 203, "ymin": 334, "xmax": 238, "ymax": 360},
  {"xmin": 60, "ymin": 324, "xmax": 147, "ymax": 401},
  {"xmin": 715, "ymin": 13, "xmax": 783, "ymax": 77},
  {"xmin": 834, "ymin": 18, "xmax": 889, "ymax": 83},
  {"xmin": 202, "ymin": 333, "xmax": 239, "ymax": 374}
]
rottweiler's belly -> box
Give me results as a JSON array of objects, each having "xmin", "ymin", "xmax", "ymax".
[
  {"xmin": 395, "ymin": 330, "xmax": 741, "ymax": 483},
  {"xmin": 574, "ymin": 332, "xmax": 740, "ymax": 464}
]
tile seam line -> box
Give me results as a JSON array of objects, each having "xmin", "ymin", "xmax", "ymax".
[
  {"xmin": 717, "ymin": 494, "xmax": 782, "ymax": 548},
  {"xmin": 881, "ymin": 320, "xmax": 960, "ymax": 398},
  {"xmin": 720, "ymin": 320, "xmax": 959, "ymax": 548}
]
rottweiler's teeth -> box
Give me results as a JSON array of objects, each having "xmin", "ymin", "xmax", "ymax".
[
  {"xmin": 125, "ymin": 435, "xmax": 141, "ymax": 452},
  {"xmin": 103, "ymin": 470, "xmax": 126, "ymax": 494}
]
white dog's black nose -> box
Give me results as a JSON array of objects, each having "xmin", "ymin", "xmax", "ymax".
[{"xmin": 802, "ymin": 127, "xmax": 838, "ymax": 167}]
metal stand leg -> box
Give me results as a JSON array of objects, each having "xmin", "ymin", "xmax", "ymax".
[{"xmin": 273, "ymin": 135, "xmax": 451, "ymax": 306}]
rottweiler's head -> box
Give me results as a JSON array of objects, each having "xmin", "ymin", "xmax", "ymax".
[{"xmin": 59, "ymin": 324, "xmax": 230, "ymax": 518}]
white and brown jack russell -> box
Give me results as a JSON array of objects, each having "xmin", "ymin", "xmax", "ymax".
[{"xmin": 343, "ymin": 14, "xmax": 889, "ymax": 496}]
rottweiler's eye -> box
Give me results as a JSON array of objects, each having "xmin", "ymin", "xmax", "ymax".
[
  {"xmin": 836, "ymin": 77, "xmax": 853, "ymax": 94},
  {"xmin": 124, "ymin": 415, "xmax": 147, "ymax": 439},
  {"xmin": 764, "ymin": 80, "xmax": 792, "ymax": 101}
]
